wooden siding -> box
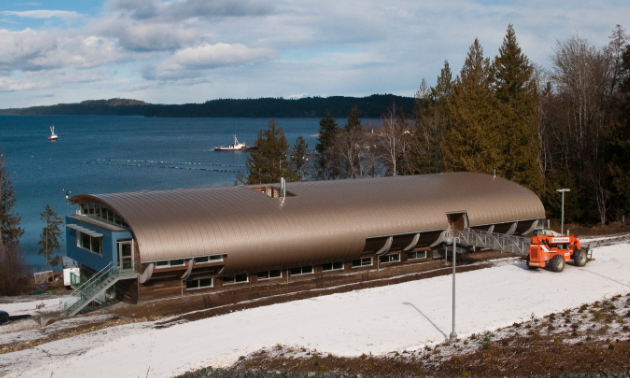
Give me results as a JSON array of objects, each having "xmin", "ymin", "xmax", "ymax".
[{"xmin": 136, "ymin": 248, "xmax": 433, "ymax": 303}]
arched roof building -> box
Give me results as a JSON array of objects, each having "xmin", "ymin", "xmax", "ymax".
[{"xmin": 65, "ymin": 172, "xmax": 545, "ymax": 304}]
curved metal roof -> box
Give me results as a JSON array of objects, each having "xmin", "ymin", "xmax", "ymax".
[{"xmin": 70, "ymin": 172, "xmax": 545, "ymax": 273}]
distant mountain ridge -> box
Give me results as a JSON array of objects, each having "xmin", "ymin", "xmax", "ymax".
[{"xmin": 0, "ymin": 95, "xmax": 416, "ymax": 118}]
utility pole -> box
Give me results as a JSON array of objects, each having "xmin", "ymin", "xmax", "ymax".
[
  {"xmin": 556, "ymin": 189, "xmax": 570, "ymax": 236},
  {"xmin": 444, "ymin": 235, "xmax": 458, "ymax": 343}
]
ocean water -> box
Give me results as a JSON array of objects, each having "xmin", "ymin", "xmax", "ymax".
[{"xmin": 0, "ymin": 115, "xmax": 323, "ymax": 273}]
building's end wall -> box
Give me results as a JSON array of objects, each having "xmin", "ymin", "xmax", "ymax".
[{"xmin": 65, "ymin": 216, "xmax": 133, "ymax": 273}]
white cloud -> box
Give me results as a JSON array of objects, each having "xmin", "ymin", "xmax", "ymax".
[
  {"xmin": 0, "ymin": 0, "xmax": 629, "ymax": 107},
  {"xmin": 0, "ymin": 10, "xmax": 81, "ymax": 21},
  {"xmin": 145, "ymin": 42, "xmax": 276, "ymax": 80},
  {"xmin": 0, "ymin": 69, "xmax": 105, "ymax": 92},
  {"xmin": 106, "ymin": 0, "xmax": 274, "ymax": 21},
  {"xmin": 0, "ymin": 28, "xmax": 121, "ymax": 72},
  {"xmin": 93, "ymin": 19, "xmax": 198, "ymax": 51}
]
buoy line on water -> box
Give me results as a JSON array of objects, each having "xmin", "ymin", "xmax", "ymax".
[
  {"xmin": 85, "ymin": 159, "xmax": 244, "ymax": 173},
  {"xmin": 95, "ymin": 158, "xmax": 245, "ymax": 168}
]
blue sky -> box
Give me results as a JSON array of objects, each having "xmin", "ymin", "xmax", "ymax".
[{"xmin": 0, "ymin": 0, "xmax": 628, "ymax": 108}]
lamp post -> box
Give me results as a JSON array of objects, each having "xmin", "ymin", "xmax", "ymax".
[
  {"xmin": 556, "ymin": 189, "xmax": 570, "ymax": 236},
  {"xmin": 444, "ymin": 235, "xmax": 458, "ymax": 343}
]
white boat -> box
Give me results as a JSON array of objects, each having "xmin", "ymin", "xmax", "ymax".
[
  {"xmin": 47, "ymin": 125, "xmax": 58, "ymax": 141},
  {"xmin": 214, "ymin": 135, "xmax": 251, "ymax": 151}
]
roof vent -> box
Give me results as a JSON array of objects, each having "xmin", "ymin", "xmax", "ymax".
[{"xmin": 280, "ymin": 177, "xmax": 286, "ymax": 198}]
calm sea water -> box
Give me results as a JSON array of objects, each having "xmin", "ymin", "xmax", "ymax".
[{"xmin": 0, "ymin": 115, "xmax": 324, "ymax": 273}]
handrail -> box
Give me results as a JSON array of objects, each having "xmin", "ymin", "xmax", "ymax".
[
  {"xmin": 454, "ymin": 228, "xmax": 531, "ymax": 255},
  {"xmin": 60, "ymin": 262, "xmax": 114, "ymax": 314},
  {"xmin": 59, "ymin": 261, "xmax": 138, "ymax": 316}
]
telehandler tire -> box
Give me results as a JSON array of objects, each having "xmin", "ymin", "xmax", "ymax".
[
  {"xmin": 573, "ymin": 249, "xmax": 587, "ymax": 267},
  {"xmin": 548, "ymin": 254, "xmax": 565, "ymax": 272},
  {"xmin": 526, "ymin": 255, "xmax": 539, "ymax": 270}
]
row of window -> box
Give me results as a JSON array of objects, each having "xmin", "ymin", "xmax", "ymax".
[
  {"xmin": 155, "ymin": 254, "xmax": 224, "ymax": 269},
  {"xmin": 184, "ymin": 250, "xmax": 429, "ymax": 291},
  {"xmin": 77, "ymin": 232, "xmax": 103, "ymax": 255},
  {"xmin": 79, "ymin": 202, "xmax": 129, "ymax": 228}
]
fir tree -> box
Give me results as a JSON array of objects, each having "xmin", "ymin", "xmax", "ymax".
[
  {"xmin": 414, "ymin": 62, "xmax": 453, "ymax": 174},
  {"xmin": 0, "ymin": 158, "xmax": 26, "ymax": 295},
  {"xmin": 345, "ymin": 105, "xmax": 362, "ymax": 133},
  {"xmin": 0, "ymin": 160, "xmax": 24, "ymax": 259},
  {"xmin": 315, "ymin": 112, "xmax": 338, "ymax": 178},
  {"xmin": 442, "ymin": 39, "xmax": 501, "ymax": 173},
  {"xmin": 493, "ymin": 24, "xmax": 543, "ymax": 192},
  {"xmin": 240, "ymin": 119, "xmax": 292, "ymax": 185},
  {"xmin": 38, "ymin": 205, "xmax": 63, "ymax": 270}
]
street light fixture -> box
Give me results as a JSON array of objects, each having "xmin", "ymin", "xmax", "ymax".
[
  {"xmin": 444, "ymin": 235, "xmax": 458, "ymax": 343},
  {"xmin": 556, "ymin": 189, "xmax": 570, "ymax": 236}
]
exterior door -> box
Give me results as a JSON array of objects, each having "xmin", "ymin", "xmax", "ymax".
[{"xmin": 118, "ymin": 240, "xmax": 134, "ymax": 270}]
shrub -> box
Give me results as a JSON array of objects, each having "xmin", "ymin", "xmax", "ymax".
[
  {"xmin": 416, "ymin": 367, "xmax": 426, "ymax": 376},
  {"xmin": 458, "ymin": 368, "xmax": 470, "ymax": 378}
]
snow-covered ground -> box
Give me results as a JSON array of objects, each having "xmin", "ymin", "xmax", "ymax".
[
  {"xmin": 1, "ymin": 243, "xmax": 629, "ymax": 378},
  {"xmin": 0, "ymin": 297, "xmax": 63, "ymax": 317}
]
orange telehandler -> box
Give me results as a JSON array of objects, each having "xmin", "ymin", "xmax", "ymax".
[{"xmin": 526, "ymin": 229, "xmax": 590, "ymax": 272}]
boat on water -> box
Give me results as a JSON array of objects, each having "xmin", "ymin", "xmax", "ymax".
[
  {"xmin": 214, "ymin": 135, "xmax": 254, "ymax": 152},
  {"xmin": 47, "ymin": 125, "xmax": 58, "ymax": 141}
]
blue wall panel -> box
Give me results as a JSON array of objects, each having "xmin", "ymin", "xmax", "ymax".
[{"xmin": 66, "ymin": 216, "xmax": 133, "ymax": 272}]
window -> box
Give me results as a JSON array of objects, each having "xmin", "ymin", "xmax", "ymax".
[
  {"xmin": 79, "ymin": 202, "xmax": 129, "ymax": 228},
  {"xmin": 379, "ymin": 254, "xmax": 401, "ymax": 264},
  {"xmin": 222, "ymin": 274, "xmax": 248, "ymax": 285},
  {"xmin": 352, "ymin": 257, "xmax": 373, "ymax": 268},
  {"xmin": 194, "ymin": 255, "xmax": 223, "ymax": 264},
  {"xmin": 322, "ymin": 262, "xmax": 344, "ymax": 272},
  {"xmin": 185, "ymin": 278, "xmax": 213, "ymax": 290},
  {"xmin": 77, "ymin": 232, "xmax": 102, "ymax": 255},
  {"xmin": 408, "ymin": 250, "xmax": 427, "ymax": 260},
  {"xmin": 290, "ymin": 265, "xmax": 313, "ymax": 276},
  {"xmin": 155, "ymin": 259, "xmax": 185, "ymax": 269},
  {"xmin": 257, "ymin": 270, "xmax": 282, "ymax": 280}
]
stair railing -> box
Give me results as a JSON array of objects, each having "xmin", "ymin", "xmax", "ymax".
[
  {"xmin": 455, "ymin": 228, "xmax": 530, "ymax": 255},
  {"xmin": 60, "ymin": 262, "xmax": 116, "ymax": 315}
]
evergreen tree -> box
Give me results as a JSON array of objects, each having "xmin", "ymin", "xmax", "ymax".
[
  {"xmin": 289, "ymin": 136, "xmax": 309, "ymax": 180},
  {"xmin": 414, "ymin": 62, "xmax": 453, "ymax": 174},
  {"xmin": 0, "ymin": 158, "xmax": 26, "ymax": 295},
  {"xmin": 315, "ymin": 112, "xmax": 338, "ymax": 178},
  {"xmin": 38, "ymin": 205, "xmax": 63, "ymax": 270},
  {"xmin": 493, "ymin": 24, "xmax": 543, "ymax": 192},
  {"xmin": 0, "ymin": 160, "xmax": 24, "ymax": 258},
  {"xmin": 240, "ymin": 119, "xmax": 292, "ymax": 185},
  {"xmin": 442, "ymin": 39, "xmax": 501, "ymax": 173},
  {"xmin": 345, "ymin": 105, "xmax": 362, "ymax": 133}
]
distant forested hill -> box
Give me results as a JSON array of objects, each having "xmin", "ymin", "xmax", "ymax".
[{"xmin": 0, "ymin": 95, "xmax": 415, "ymax": 118}]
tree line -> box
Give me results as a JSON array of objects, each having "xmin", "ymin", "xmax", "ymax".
[
  {"xmin": 240, "ymin": 25, "xmax": 630, "ymax": 226},
  {"xmin": 0, "ymin": 95, "xmax": 415, "ymax": 119}
]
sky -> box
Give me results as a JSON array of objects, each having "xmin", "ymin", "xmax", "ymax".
[{"xmin": 0, "ymin": 0, "xmax": 628, "ymax": 108}]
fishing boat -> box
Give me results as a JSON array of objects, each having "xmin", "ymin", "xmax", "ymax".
[
  {"xmin": 214, "ymin": 135, "xmax": 251, "ymax": 151},
  {"xmin": 47, "ymin": 125, "xmax": 58, "ymax": 141}
]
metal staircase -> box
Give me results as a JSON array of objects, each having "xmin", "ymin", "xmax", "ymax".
[
  {"xmin": 60, "ymin": 262, "xmax": 137, "ymax": 317},
  {"xmin": 454, "ymin": 228, "xmax": 531, "ymax": 255}
]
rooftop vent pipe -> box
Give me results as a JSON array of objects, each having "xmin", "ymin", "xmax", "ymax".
[
  {"xmin": 280, "ymin": 177, "xmax": 286, "ymax": 198},
  {"xmin": 493, "ymin": 168, "xmax": 496, "ymax": 178}
]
